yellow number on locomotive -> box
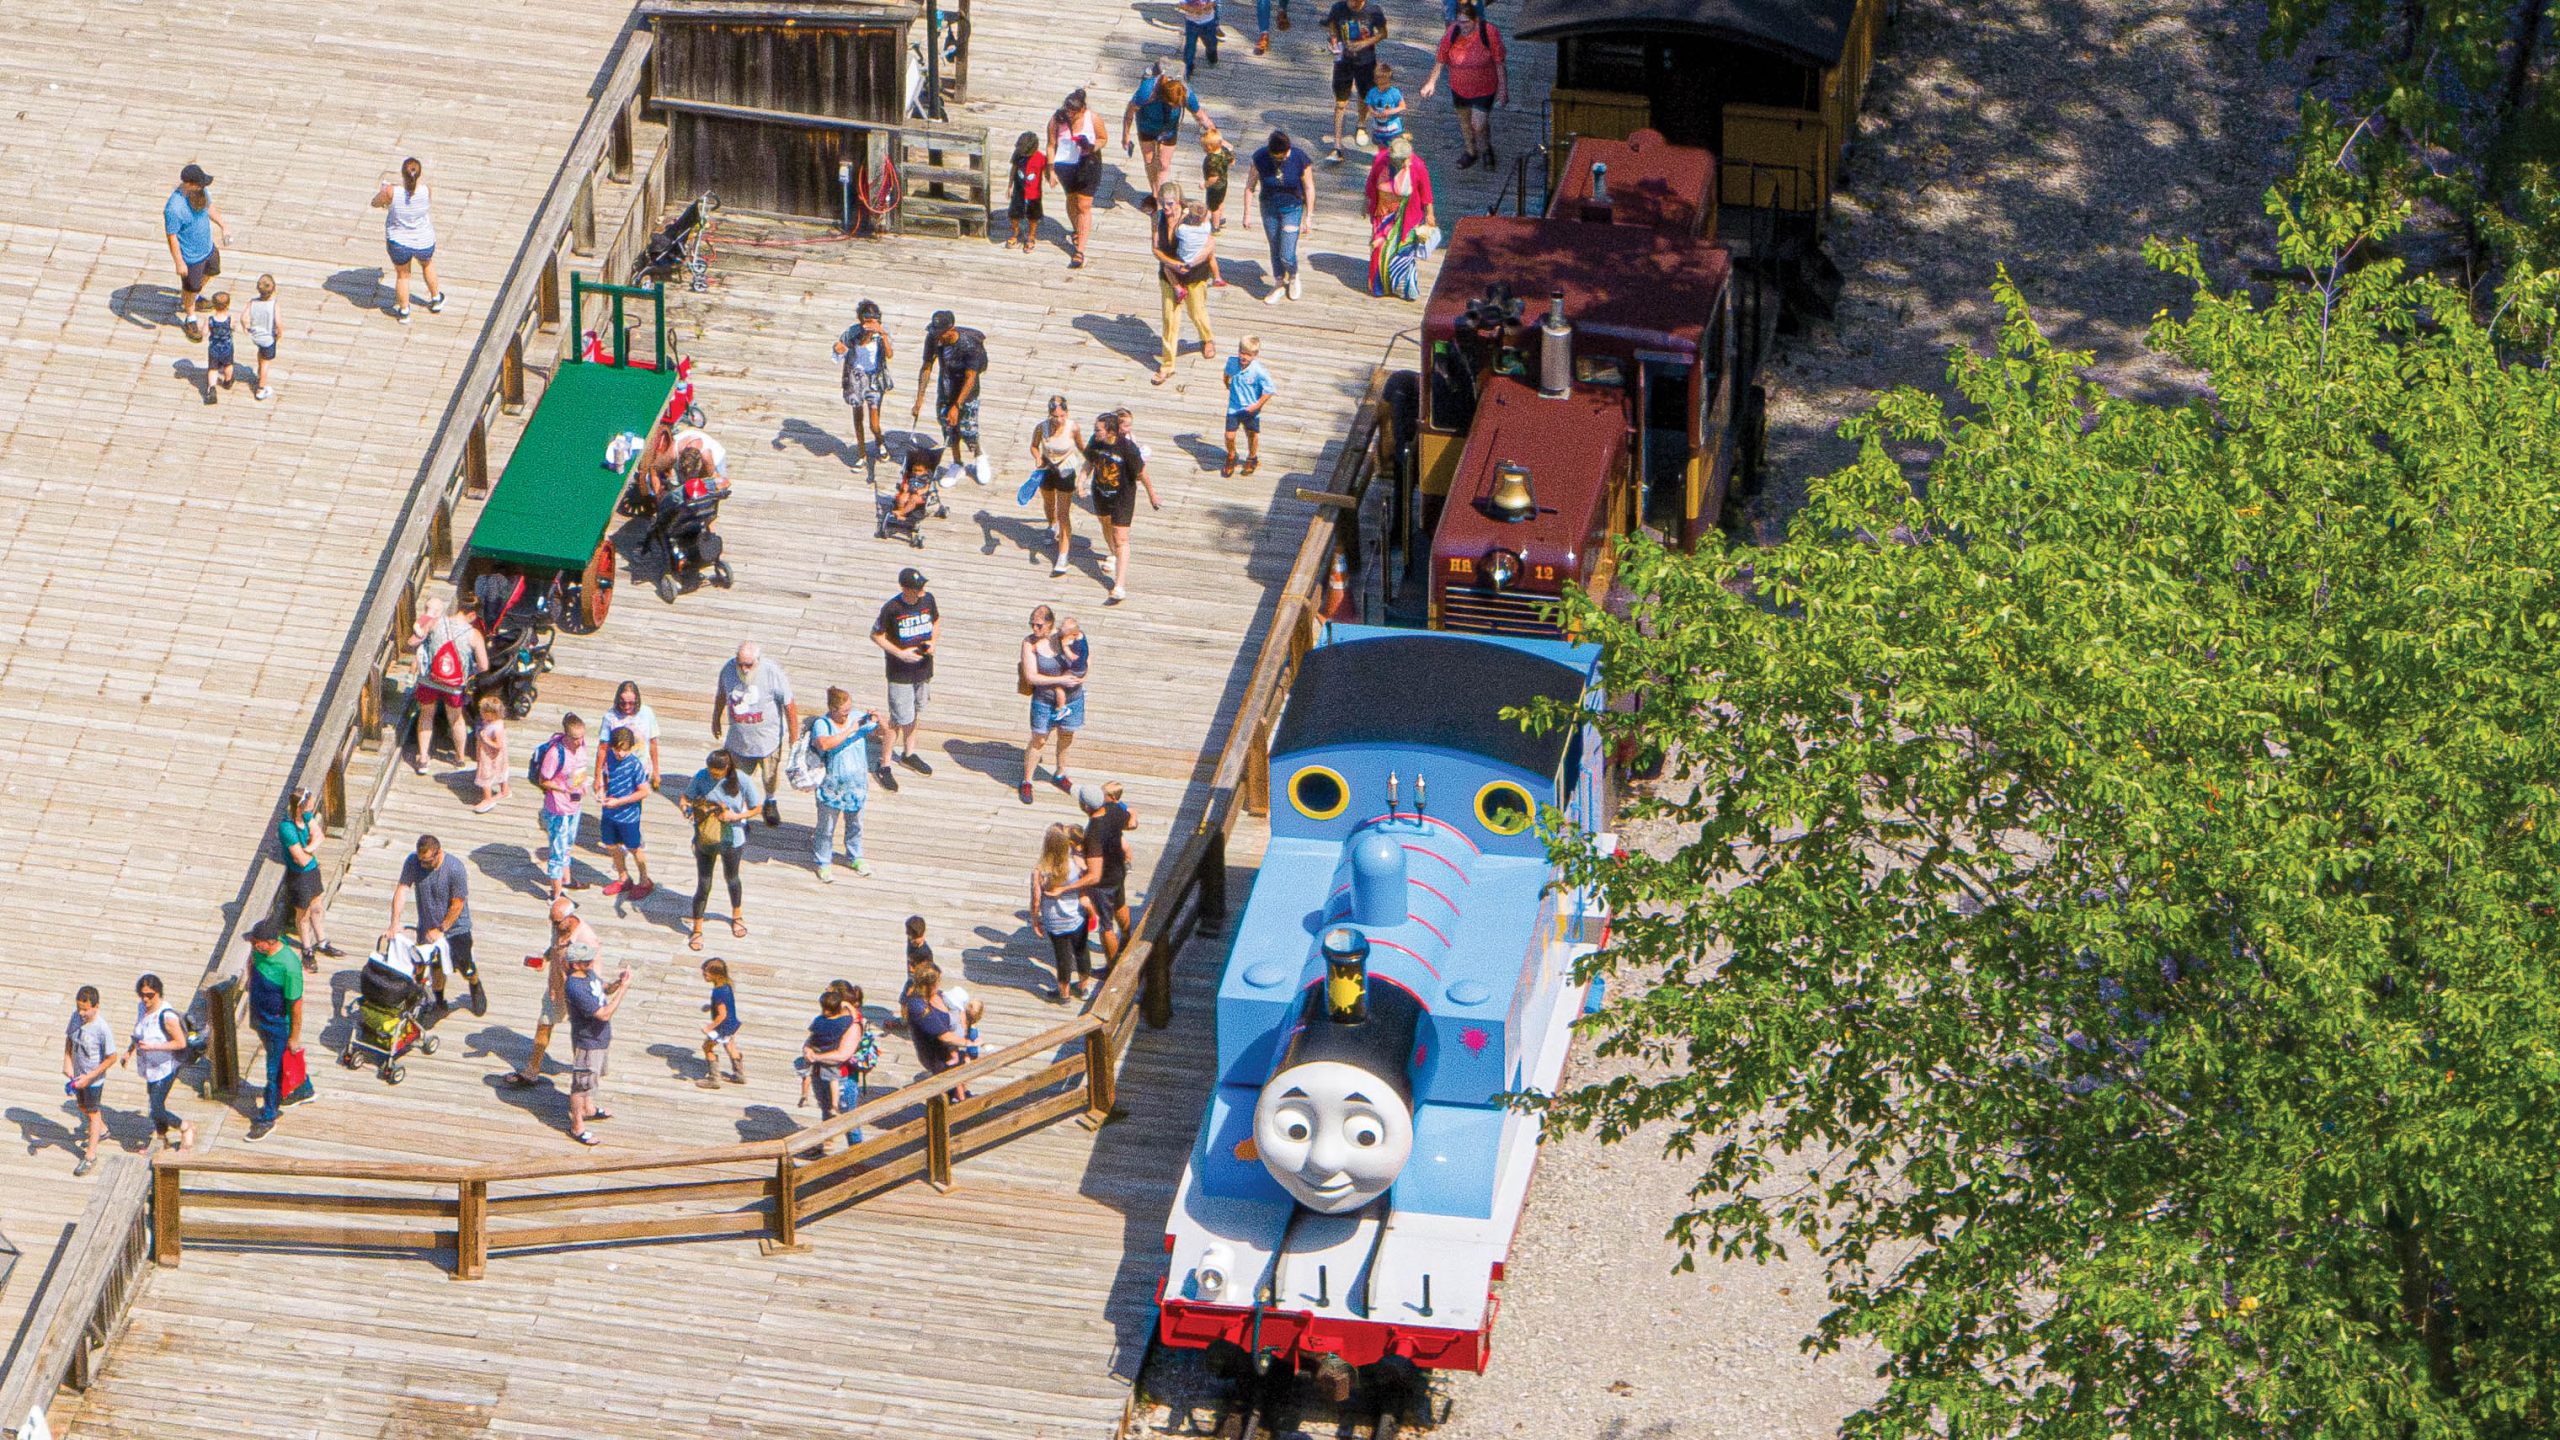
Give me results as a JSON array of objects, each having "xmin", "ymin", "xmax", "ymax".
[{"xmin": 1448, "ymin": 557, "xmax": 1474, "ymax": 574}]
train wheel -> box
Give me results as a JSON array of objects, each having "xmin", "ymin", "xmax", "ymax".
[{"xmin": 580, "ymin": 538, "xmax": 617, "ymax": 630}]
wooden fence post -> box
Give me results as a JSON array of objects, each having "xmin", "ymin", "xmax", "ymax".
[
  {"xmin": 765, "ymin": 1150, "xmax": 808, "ymax": 1253},
  {"xmin": 501, "ymin": 334, "xmax": 526, "ymax": 413},
  {"xmin": 1198, "ymin": 825, "xmax": 1231, "ymax": 937},
  {"xmin": 925, "ymin": 1094, "xmax": 954, "ymax": 1192},
  {"xmin": 1081, "ymin": 1027, "xmax": 1116, "ymax": 1126},
  {"xmin": 456, "ymin": 1178, "xmax": 487, "ymax": 1280},
  {"xmin": 203, "ymin": 976, "xmax": 240, "ymax": 1098},
  {"xmin": 151, "ymin": 1163, "xmax": 181, "ymax": 1267},
  {"xmin": 571, "ymin": 175, "xmax": 598, "ymax": 256},
  {"xmin": 1142, "ymin": 933, "xmax": 1175, "ymax": 1031},
  {"xmin": 610, "ymin": 103, "xmax": 635, "ymax": 182}
]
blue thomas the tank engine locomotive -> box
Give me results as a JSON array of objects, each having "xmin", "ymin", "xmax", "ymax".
[{"xmin": 1158, "ymin": 625, "xmax": 1611, "ymax": 1415}]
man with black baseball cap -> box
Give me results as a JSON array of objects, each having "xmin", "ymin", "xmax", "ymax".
[
  {"xmin": 911, "ymin": 310, "xmax": 993, "ymax": 486},
  {"xmin": 870, "ymin": 567, "xmax": 940, "ymax": 784},
  {"xmin": 163, "ymin": 163, "xmax": 230, "ymax": 342},
  {"xmin": 244, "ymin": 916, "xmax": 313, "ymax": 1139}
]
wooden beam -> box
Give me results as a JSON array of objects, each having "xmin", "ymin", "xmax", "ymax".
[
  {"xmin": 924, "ymin": 1093, "xmax": 953, "ymax": 1192},
  {"xmin": 456, "ymin": 1179, "xmax": 487, "ymax": 1281},
  {"xmin": 1081, "ymin": 1027, "xmax": 1115, "ymax": 1126}
]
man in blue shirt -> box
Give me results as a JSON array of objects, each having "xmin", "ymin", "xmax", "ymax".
[
  {"xmin": 162, "ymin": 163, "xmax": 230, "ymax": 342},
  {"xmin": 1222, "ymin": 336, "xmax": 1276, "ymax": 476}
]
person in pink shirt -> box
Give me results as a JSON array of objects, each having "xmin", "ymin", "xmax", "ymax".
[
  {"xmin": 1421, "ymin": 3, "xmax": 1509, "ymax": 171},
  {"xmin": 534, "ymin": 713, "xmax": 594, "ymax": 901}
]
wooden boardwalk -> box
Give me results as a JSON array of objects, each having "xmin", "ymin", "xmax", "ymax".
[
  {"xmin": 0, "ymin": 0, "xmax": 641, "ymax": 1374},
  {"xmin": 38, "ymin": 0, "xmax": 1556, "ymax": 1434}
]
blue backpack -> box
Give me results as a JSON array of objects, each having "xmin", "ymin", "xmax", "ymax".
[{"xmin": 527, "ymin": 736, "xmax": 563, "ymax": 785}]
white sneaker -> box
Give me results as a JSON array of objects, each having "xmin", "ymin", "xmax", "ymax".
[
  {"xmin": 1263, "ymin": 285, "xmax": 1284, "ymax": 305},
  {"xmin": 1351, "ymin": 133, "xmax": 1376, "ymax": 151},
  {"xmin": 1100, "ymin": 554, "xmax": 1116, "ymax": 576},
  {"xmin": 1286, "ymin": 275, "xmax": 1303, "ymax": 301},
  {"xmin": 1052, "ymin": 555, "xmax": 1070, "ymax": 576},
  {"xmin": 971, "ymin": 457, "xmax": 992, "ymax": 485},
  {"xmin": 254, "ymin": 387, "xmax": 272, "ymax": 401}
]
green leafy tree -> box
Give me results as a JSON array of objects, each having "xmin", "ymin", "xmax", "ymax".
[
  {"xmin": 2260, "ymin": 0, "xmax": 2556, "ymax": 324},
  {"xmin": 1540, "ymin": 157, "xmax": 2560, "ymax": 1437}
]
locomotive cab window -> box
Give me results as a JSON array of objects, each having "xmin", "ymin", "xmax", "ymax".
[
  {"xmin": 1475, "ymin": 781, "xmax": 1536, "ymax": 836},
  {"xmin": 1426, "ymin": 341, "xmax": 1480, "ymax": 436},
  {"xmin": 1290, "ymin": 766, "xmax": 1350, "ymax": 821}
]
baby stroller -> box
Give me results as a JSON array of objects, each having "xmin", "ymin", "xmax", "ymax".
[
  {"xmin": 876, "ymin": 439, "xmax": 949, "ymax": 547},
  {"xmin": 469, "ymin": 573, "xmax": 554, "ymax": 720},
  {"xmin": 643, "ymin": 474, "xmax": 734, "ymax": 601},
  {"xmin": 340, "ymin": 935, "xmax": 442, "ymax": 1085}
]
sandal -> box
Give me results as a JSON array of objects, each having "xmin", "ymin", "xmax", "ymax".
[
  {"xmin": 570, "ymin": 1130, "xmax": 600, "ymax": 1146},
  {"xmin": 1151, "ymin": 369, "xmax": 1172, "ymax": 386},
  {"xmin": 731, "ymin": 917, "xmax": 748, "ymax": 938},
  {"xmin": 688, "ymin": 931, "xmax": 705, "ymax": 951}
]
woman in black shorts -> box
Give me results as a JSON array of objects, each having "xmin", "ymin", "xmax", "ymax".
[
  {"xmin": 1083, "ymin": 411, "xmax": 1158, "ymax": 604},
  {"xmin": 1047, "ymin": 91, "xmax": 1106, "ymax": 267},
  {"xmin": 1025, "ymin": 396, "xmax": 1085, "ymax": 576}
]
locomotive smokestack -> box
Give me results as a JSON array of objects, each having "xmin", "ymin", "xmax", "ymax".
[
  {"xmin": 1320, "ymin": 927, "xmax": 1371, "ymax": 1024},
  {"xmin": 1581, "ymin": 161, "xmax": 1613, "ymax": 224},
  {"xmin": 1538, "ymin": 290, "xmax": 1573, "ymax": 400}
]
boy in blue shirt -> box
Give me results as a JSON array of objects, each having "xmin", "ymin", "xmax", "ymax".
[
  {"xmin": 1364, "ymin": 63, "xmax": 1407, "ymax": 150},
  {"xmin": 1222, "ymin": 336, "xmax": 1276, "ymax": 477}
]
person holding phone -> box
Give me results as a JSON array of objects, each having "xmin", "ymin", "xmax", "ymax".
[{"xmin": 562, "ymin": 945, "xmax": 632, "ymax": 1146}]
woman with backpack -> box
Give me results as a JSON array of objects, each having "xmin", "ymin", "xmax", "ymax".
[
  {"xmin": 682, "ymin": 749, "xmax": 763, "ymax": 951},
  {"xmin": 408, "ymin": 589, "xmax": 487, "ymax": 775},
  {"xmin": 126, "ymin": 973, "xmax": 196, "ymax": 1153}
]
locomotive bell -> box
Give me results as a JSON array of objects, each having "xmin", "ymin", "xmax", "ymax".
[
  {"xmin": 1537, "ymin": 290, "xmax": 1574, "ymax": 399},
  {"xmin": 1580, "ymin": 161, "xmax": 1614, "ymax": 224},
  {"xmin": 1489, "ymin": 462, "xmax": 1537, "ymax": 521}
]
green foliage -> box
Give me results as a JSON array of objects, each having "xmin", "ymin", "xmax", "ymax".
[
  {"xmin": 2260, "ymin": 0, "xmax": 2558, "ymax": 337},
  {"xmin": 1539, "ymin": 171, "xmax": 2560, "ymax": 1436}
]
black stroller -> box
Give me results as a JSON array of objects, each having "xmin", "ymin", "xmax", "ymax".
[
  {"xmin": 642, "ymin": 476, "xmax": 734, "ymax": 602},
  {"xmin": 340, "ymin": 936, "xmax": 440, "ymax": 1085},
  {"xmin": 469, "ymin": 573, "xmax": 555, "ymax": 719},
  {"xmin": 876, "ymin": 440, "xmax": 949, "ymax": 547}
]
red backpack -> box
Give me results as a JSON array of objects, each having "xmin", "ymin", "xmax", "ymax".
[{"xmin": 425, "ymin": 622, "xmax": 467, "ymax": 690}]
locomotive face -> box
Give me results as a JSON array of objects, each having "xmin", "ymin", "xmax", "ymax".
[{"xmin": 1253, "ymin": 1059, "xmax": 1415, "ymax": 1213}]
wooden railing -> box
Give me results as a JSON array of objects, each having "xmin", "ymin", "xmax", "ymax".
[
  {"xmin": 0, "ymin": 1157, "xmax": 153, "ymax": 1439},
  {"xmin": 0, "ymin": 29, "xmax": 678, "ymax": 1430},
  {"xmin": 149, "ymin": 366, "xmax": 1401, "ymax": 1276}
]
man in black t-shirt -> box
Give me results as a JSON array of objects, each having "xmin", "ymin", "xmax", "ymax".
[
  {"xmin": 1323, "ymin": 0, "xmax": 1387, "ymax": 159},
  {"xmin": 912, "ymin": 309, "xmax": 993, "ymax": 485},
  {"xmin": 1074, "ymin": 781, "xmax": 1138, "ymax": 964},
  {"xmin": 870, "ymin": 566, "xmax": 941, "ymax": 782},
  {"xmin": 1082, "ymin": 411, "xmax": 1158, "ymax": 604}
]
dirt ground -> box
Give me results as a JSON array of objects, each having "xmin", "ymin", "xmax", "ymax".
[{"xmin": 1745, "ymin": 0, "xmax": 2315, "ymax": 540}]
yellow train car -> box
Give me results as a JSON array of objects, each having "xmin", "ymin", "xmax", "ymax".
[{"xmin": 1514, "ymin": 0, "xmax": 1891, "ymax": 244}]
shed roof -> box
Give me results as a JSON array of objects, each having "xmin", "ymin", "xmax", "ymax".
[{"xmin": 1513, "ymin": 0, "xmax": 1862, "ymax": 69}]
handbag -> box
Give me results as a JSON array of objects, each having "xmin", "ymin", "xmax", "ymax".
[
  {"xmin": 279, "ymin": 1045, "xmax": 309, "ymax": 1101},
  {"xmin": 784, "ymin": 725, "xmax": 825, "ymax": 792}
]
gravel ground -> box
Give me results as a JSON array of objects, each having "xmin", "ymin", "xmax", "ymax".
[
  {"xmin": 1135, "ymin": 4, "xmax": 2318, "ymax": 1435},
  {"xmin": 1745, "ymin": 0, "xmax": 2316, "ymax": 539}
]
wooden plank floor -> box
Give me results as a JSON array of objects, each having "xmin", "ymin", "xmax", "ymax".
[
  {"xmin": 54, "ymin": 1, "xmax": 1556, "ymax": 1434},
  {"xmin": 0, "ymin": 0, "xmax": 641, "ymax": 1372}
]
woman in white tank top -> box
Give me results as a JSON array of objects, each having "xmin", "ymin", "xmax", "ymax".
[
  {"xmin": 1025, "ymin": 395, "xmax": 1085, "ymax": 576},
  {"xmin": 1046, "ymin": 90, "xmax": 1106, "ymax": 269},
  {"xmin": 370, "ymin": 156, "xmax": 445, "ymax": 324}
]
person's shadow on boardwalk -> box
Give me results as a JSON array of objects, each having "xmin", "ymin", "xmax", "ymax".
[
  {"xmin": 6, "ymin": 1106, "xmax": 86, "ymax": 1161},
  {"xmin": 775, "ymin": 417, "xmax": 860, "ymax": 466},
  {"xmin": 323, "ymin": 267, "xmax": 389, "ymax": 314},
  {"xmin": 1072, "ymin": 312, "xmax": 1163, "ymax": 369},
  {"xmin": 109, "ymin": 282, "xmax": 184, "ymax": 331}
]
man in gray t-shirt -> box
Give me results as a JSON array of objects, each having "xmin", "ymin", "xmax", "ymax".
[
  {"xmin": 711, "ymin": 640, "xmax": 798, "ymax": 828},
  {"xmin": 387, "ymin": 834, "xmax": 476, "ymax": 1012}
]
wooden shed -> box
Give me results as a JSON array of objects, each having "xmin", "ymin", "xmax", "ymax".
[
  {"xmin": 1514, "ymin": 0, "xmax": 1888, "ymax": 236},
  {"xmin": 642, "ymin": 0, "xmax": 989, "ymax": 235}
]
